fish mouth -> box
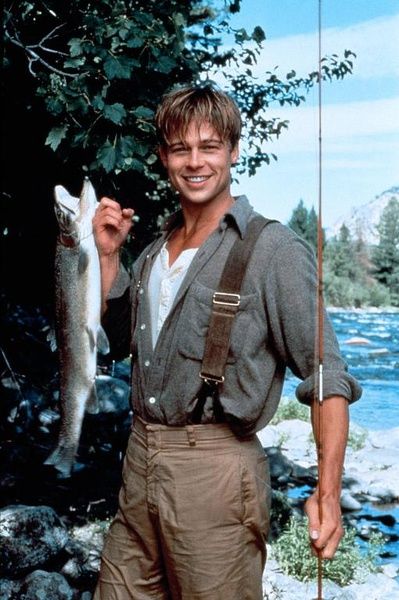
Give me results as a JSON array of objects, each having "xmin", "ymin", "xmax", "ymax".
[{"xmin": 54, "ymin": 185, "xmax": 80, "ymax": 217}]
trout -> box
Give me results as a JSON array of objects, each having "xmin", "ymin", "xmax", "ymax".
[{"xmin": 45, "ymin": 178, "xmax": 109, "ymax": 477}]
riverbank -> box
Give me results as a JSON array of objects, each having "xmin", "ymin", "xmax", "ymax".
[{"xmin": 258, "ymin": 418, "xmax": 399, "ymax": 599}]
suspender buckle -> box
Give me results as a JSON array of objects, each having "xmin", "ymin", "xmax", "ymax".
[
  {"xmin": 212, "ymin": 292, "xmax": 240, "ymax": 307},
  {"xmin": 199, "ymin": 372, "xmax": 225, "ymax": 384}
]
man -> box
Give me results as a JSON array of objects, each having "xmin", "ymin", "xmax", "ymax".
[{"xmin": 92, "ymin": 85, "xmax": 361, "ymax": 599}]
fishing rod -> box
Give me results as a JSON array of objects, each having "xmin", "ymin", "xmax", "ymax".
[{"xmin": 314, "ymin": 0, "xmax": 325, "ymax": 598}]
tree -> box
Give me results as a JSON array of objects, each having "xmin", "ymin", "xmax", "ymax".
[
  {"xmin": 2, "ymin": 0, "xmax": 356, "ymax": 304},
  {"xmin": 288, "ymin": 199, "xmax": 308, "ymax": 239},
  {"xmin": 372, "ymin": 198, "xmax": 399, "ymax": 305},
  {"xmin": 287, "ymin": 200, "xmax": 324, "ymax": 252}
]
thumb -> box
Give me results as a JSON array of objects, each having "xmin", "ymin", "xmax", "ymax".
[
  {"xmin": 121, "ymin": 208, "xmax": 134, "ymax": 233},
  {"xmin": 305, "ymin": 495, "xmax": 321, "ymax": 543}
]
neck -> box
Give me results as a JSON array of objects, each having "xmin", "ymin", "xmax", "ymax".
[{"xmin": 179, "ymin": 194, "xmax": 235, "ymax": 239}]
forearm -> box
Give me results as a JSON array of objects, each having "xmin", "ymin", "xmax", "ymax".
[
  {"xmin": 99, "ymin": 252, "xmax": 120, "ymax": 315},
  {"xmin": 311, "ymin": 395, "xmax": 349, "ymax": 500}
]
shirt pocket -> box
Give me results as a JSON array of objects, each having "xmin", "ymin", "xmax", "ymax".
[{"xmin": 177, "ymin": 281, "xmax": 258, "ymax": 363}]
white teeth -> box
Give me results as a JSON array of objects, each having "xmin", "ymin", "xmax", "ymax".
[{"xmin": 186, "ymin": 176, "xmax": 208, "ymax": 182}]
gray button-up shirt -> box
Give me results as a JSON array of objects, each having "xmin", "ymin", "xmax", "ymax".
[{"xmin": 103, "ymin": 196, "xmax": 361, "ymax": 435}]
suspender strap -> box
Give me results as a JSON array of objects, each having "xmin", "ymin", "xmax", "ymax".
[{"xmin": 199, "ymin": 215, "xmax": 273, "ymax": 385}]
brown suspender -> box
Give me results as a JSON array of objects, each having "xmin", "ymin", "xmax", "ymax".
[{"xmin": 198, "ymin": 214, "xmax": 274, "ymax": 395}]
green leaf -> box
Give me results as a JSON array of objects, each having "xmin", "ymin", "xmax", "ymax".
[
  {"xmin": 104, "ymin": 55, "xmax": 136, "ymax": 79},
  {"xmin": 64, "ymin": 57, "xmax": 86, "ymax": 68},
  {"xmin": 235, "ymin": 28, "xmax": 250, "ymax": 43},
  {"xmin": 92, "ymin": 95, "xmax": 105, "ymax": 111},
  {"xmin": 45, "ymin": 124, "xmax": 69, "ymax": 151},
  {"xmin": 133, "ymin": 106, "xmax": 154, "ymax": 119},
  {"xmin": 146, "ymin": 153, "xmax": 158, "ymax": 165},
  {"xmin": 103, "ymin": 102, "xmax": 127, "ymax": 124},
  {"xmin": 173, "ymin": 13, "xmax": 186, "ymax": 28},
  {"xmin": 252, "ymin": 26, "xmax": 265, "ymax": 44},
  {"xmin": 155, "ymin": 55, "xmax": 177, "ymax": 74},
  {"xmin": 126, "ymin": 36, "xmax": 144, "ymax": 49},
  {"xmin": 119, "ymin": 135, "xmax": 136, "ymax": 155},
  {"xmin": 97, "ymin": 141, "xmax": 117, "ymax": 172},
  {"xmin": 68, "ymin": 38, "xmax": 83, "ymax": 57}
]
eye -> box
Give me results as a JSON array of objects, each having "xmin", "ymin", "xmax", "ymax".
[
  {"xmin": 202, "ymin": 143, "xmax": 220, "ymax": 151},
  {"xmin": 171, "ymin": 146, "xmax": 188, "ymax": 154}
]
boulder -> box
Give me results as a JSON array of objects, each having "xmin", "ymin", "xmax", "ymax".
[
  {"xmin": 0, "ymin": 505, "xmax": 69, "ymax": 577},
  {"xmin": 19, "ymin": 570, "xmax": 73, "ymax": 600}
]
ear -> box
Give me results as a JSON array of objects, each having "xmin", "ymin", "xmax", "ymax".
[
  {"xmin": 158, "ymin": 145, "xmax": 168, "ymax": 168},
  {"xmin": 231, "ymin": 144, "xmax": 239, "ymax": 165}
]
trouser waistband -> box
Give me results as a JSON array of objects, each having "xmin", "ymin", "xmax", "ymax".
[{"xmin": 132, "ymin": 414, "xmax": 245, "ymax": 447}]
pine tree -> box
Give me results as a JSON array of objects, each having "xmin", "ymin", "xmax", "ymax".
[
  {"xmin": 324, "ymin": 224, "xmax": 354, "ymax": 279},
  {"xmin": 372, "ymin": 198, "xmax": 399, "ymax": 305},
  {"xmin": 287, "ymin": 201, "xmax": 323, "ymax": 252},
  {"xmin": 288, "ymin": 199, "xmax": 308, "ymax": 239}
]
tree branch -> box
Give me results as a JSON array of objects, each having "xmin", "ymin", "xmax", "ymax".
[{"xmin": 4, "ymin": 24, "xmax": 84, "ymax": 78}]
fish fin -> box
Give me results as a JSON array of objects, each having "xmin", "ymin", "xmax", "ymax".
[
  {"xmin": 86, "ymin": 326, "xmax": 96, "ymax": 352},
  {"xmin": 97, "ymin": 325, "xmax": 110, "ymax": 355},
  {"xmin": 86, "ymin": 383, "xmax": 99, "ymax": 414},
  {"xmin": 78, "ymin": 248, "xmax": 89, "ymax": 274},
  {"xmin": 47, "ymin": 328, "xmax": 57, "ymax": 352}
]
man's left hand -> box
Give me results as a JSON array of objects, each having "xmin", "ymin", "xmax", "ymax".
[{"xmin": 304, "ymin": 489, "xmax": 344, "ymax": 559}]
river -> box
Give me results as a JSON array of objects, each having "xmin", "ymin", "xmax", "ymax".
[{"xmin": 282, "ymin": 309, "xmax": 399, "ymax": 431}]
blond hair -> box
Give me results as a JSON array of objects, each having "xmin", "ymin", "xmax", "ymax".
[{"xmin": 155, "ymin": 85, "xmax": 241, "ymax": 149}]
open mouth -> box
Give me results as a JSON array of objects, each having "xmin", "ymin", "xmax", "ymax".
[{"xmin": 183, "ymin": 175, "xmax": 211, "ymax": 183}]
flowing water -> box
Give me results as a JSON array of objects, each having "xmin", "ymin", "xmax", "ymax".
[{"xmin": 283, "ymin": 309, "xmax": 399, "ymax": 431}]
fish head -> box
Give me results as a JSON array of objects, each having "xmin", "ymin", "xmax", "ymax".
[{"xmin": 54, "ymin": 185, "xmax": 80, "ymax": 237}]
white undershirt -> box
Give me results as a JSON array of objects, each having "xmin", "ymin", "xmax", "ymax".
[{"xmin": 148, "ymin": 242, "xmax": 198, "ymax": 349}]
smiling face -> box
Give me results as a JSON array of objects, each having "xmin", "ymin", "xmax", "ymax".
[{"xmin": 159, "ymin": 120, "xmax": 239, "ymax": 209}]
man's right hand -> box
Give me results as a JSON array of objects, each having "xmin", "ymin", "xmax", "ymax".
[{"xmin": 92, "ymin": 197, "xmax": 134, "ymax": 257}]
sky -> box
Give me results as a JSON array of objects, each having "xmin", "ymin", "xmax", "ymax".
[{"xmin": 222, "ymin": 0, "xmax": 399, "ymax": 228}]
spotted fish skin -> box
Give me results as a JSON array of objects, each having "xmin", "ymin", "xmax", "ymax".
[{"xmin": 45, "ymin": 178, "xmax": 109, "ymax": 478}]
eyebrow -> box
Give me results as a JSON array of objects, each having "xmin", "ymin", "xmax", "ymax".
[{"xmin": 168, "ymin": 138, "xmax": 223, "ymax": 149}]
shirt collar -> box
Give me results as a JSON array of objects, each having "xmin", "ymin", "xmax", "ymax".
[{"xmin": 162, "ymin": 195, "xmax": 253, "ymax": 240}]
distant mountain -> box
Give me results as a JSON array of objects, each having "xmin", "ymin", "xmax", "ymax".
[{"xmin": 326, "ymin": 186, "xmax": 399, "ymax": 245}]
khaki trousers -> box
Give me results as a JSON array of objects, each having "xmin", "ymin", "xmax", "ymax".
[{"xmin": 93, "ymin": 417, "xmax": 270, "ymax": 600}]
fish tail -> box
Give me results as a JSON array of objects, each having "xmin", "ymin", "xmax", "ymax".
[{"xmin": 44, "ymin": 443, "xmax": 77, "ymax": 478}]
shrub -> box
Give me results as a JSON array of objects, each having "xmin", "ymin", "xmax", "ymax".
[
  {"xmin": 270, "ymin": 397, "xmax": 310, "ymax": 425},
  {"xmin": 347, "ymin": 427, "xmax": 368, "ymax": 451},
  {"xmin": 272, "ymin": 516, "xmax": 384, "ymax": 586}
]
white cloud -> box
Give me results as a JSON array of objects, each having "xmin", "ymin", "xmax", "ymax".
[
  {"xmin": 261, "ymin": 97, "xmax": 399, "ymax": 155},
  {"xmin": 252, "ymin": 14, "xmax": 399, "ymax": 80}
]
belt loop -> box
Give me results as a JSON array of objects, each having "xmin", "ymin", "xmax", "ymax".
[{"xmin": 186, "ymin": 425, "xmax": 196, "ymax": 447}]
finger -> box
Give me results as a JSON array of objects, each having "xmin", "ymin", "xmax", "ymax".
[
  {"xmin": 99, "ymin": 214, "xmax": 124, "ymax": 230},
  {"xmin": 319, "ymin": 522, "xmax": 344, "ymax": 558},
  {"xmin": 122, "ymin": 208, "xmax": 134, "ymax": 218},
  {"xmin": 97, "ymin": 197, "xmax": 123, "ymax": 212},
  {"xmin": 93, "ymin": 209, "xmax": 122, "ymax": 229}
]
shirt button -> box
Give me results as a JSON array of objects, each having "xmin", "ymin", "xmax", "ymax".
[
  {"xmin": 140, "ymin": 323, "xmax": 146, "ymax": 330},
  {"xmin": 139, "ymin": 288, "xmax": 144, "ymax": 295},
  {"xmin": 148, "ymin": 396, "xmax": 156, "ymax": 404},
  {"xmin": 144, "ymin": 360, "xmax": 150, "ymax": 367}
]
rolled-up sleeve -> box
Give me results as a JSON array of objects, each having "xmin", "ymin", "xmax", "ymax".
[{"xmin": 265, "ymin": 233, "xmax": 362, "ymax": 405}]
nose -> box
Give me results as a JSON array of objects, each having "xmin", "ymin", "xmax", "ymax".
[{"xmin": 186, "ymin": 148, "xmax": 204, "ymax": 169}]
